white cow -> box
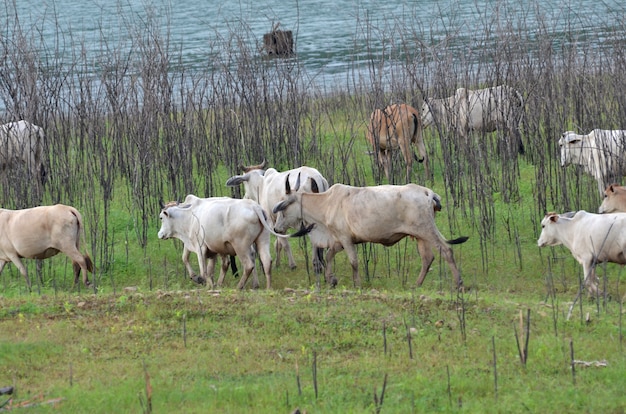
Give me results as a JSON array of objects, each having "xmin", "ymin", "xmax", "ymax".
[
  {"xmin": 226, "ymin": 161, "xmax": 329, "ymax": 273},
  {"xmin": 162, "ymin": 197, "xmax": 237, "ymax": 285},
  {"xmin": 537, "ymin": 210, "xmax": 626, "ymax": 294},
  {"xmin": 0, "ymin": 120, "xmax": 46, "ymax": 182},
  {"xmin": 0, "ymin": 204, "xmax": 93, "ymax": 290},
  {"xmin": 158, "ymin": 196, "xmax": 310, "ymax": 289},
  {"xmin": 421, "ymin": 85, "xmax": 525, "ymax": 155},
  {"xmin": 272, "ymin": 175, "xmax": 468, "ymax": 288},
  {"xmin": 559, "ymin": 129, "xmax": 626, "ymax": 195}
]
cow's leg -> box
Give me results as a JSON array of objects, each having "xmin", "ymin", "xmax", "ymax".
[
  {"xmin": 55, "ymin": 241, "xmax": 93, "ymax": 286},
  {"xmin": 583, "ymin": 263, "xmax": 599, "ymax": 295},
  {"xmin": 420, "ymin": 237, "xmax": 464, "ymax": 288},
  {"xmin": 312, "ymin": 245, "xmax": 325, "ymax": 274},
  {"xmin": 236, "ymin": 247, "xmax": 256, "ymax": 290},
  {"xmin": 342, "ymin": 242, "xmax": 361, "ymax": 288},
  {"xmin": 415, "ymin": 239, "xmax": 435, "ymax": 286},
  {"xmin": 181, "ymin": 247, "xmax": 198, "ymax": 281},
  {"xmin": 197, "ymin": 246, "xmax": 213, "ymax": 289},
  {"xmin": 216, "ymin": 254, "xmax": 230, "ymax": 287},
  {"xmin": 6, "ymin": 255, "xmax": 31, "ymax": 290},
  {"xmin": 380, "ymin": 151, "xmax": 392, "ymax": 182},
  {"xmin": 324, "ymin": 243, "xmax": 344, "ymax": 287},
  {"xmin": 275, "ymin": 237, "xmax": 296, "ymax": 269},
  {"xmin": 0, "ymin": 260, "xmax": 27, "ymax": 289},
  {"xmin": 257, "ymin": 242, "xmax": 273, "ymax": 290},
  {"xmin": 206, "ymin": 256, "xmax": 217, "ymax": 289},
  {"xmin": 440, "ymin": 244, "xmax": 463, "ymax": 288},
  {"xmin": 398, "ymin": 133, "xmax": 413, "ymax": 184}
]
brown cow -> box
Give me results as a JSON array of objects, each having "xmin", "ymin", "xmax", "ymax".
[
  {"xmin": 598, "ymin": 184, "xmax": 626, "ymax": 213},
  {"xmin": 366, "ymin": 103, "xmax": 428, "ymax": 183},
  {"xmin": 0, "ymin": 204, "xmax": 93, "ymax": 289}
]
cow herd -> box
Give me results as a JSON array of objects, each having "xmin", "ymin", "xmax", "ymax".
[{"xmin": 3, "ymin": 89, "xmax": 626, "ymax": 294}]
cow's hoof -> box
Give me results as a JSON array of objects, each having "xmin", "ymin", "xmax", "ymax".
[
  {"xmin": 330, "ymin": 276, "xmax": 338, "ymax": 288},
  {"xmin": 191, "ymin": 276, "xmax": 206, "ymax": 286}
]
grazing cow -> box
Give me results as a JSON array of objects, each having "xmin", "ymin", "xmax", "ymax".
[
  {"xmin": 421, "ymin": 85, "xmax": 525, "ymax": 155},
  {"xmin": 599, "ymin": 184, "xmax": 626, "ymax": 213},
  {"xmin": 537, "ymin": 210, "xmax": 626, "ymax": 295},
  {"xmin": 0, "ymin": 120, "xmax": 46, "ymax": 183},
  {"xmin": 0, "ymin": 204, "xmax": 93, "ymax": 290},
  {"xmin": 559, "ymin": 129, "xmax": 626, "ymax": 195},
  {"xmin": 366, "ymin": 103, "xmax": 427, "ymax": 183},
  {"xmin": 158, "ymin": 196, "xmax": 310, "ymax": 289},
  {"xmin": 272, "ymin": 175, "xmax": 468, "ymax": 288},
  {"xmin": 162, "ymin": 197, "xmax": 237, "ymax": 285},
  {"xmin": 226, "ymin": 161, "xmax": 329, "ymax": 273}
]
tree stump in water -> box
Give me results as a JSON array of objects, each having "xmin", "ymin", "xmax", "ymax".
[{"xmin": 263, "ymin": 30, "xmax": 294, "ymax": 57}]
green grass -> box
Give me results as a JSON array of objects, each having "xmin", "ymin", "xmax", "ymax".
[{"xmin": 0, "ymin": 288, "xmax": 624, "ymax": 413}]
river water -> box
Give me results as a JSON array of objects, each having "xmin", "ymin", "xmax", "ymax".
[{"xmin": 3, "ymin": 0, "xmax": 626, "ymax": 91}]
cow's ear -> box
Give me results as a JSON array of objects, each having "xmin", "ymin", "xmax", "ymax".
[
  {"xmin": 549, "ymin": 214, "xmax": 559, "ymax": 223},
  {"xmin": 310, "ymin": 178, "xmax": 319, "ymax": 193},
  {"xmin": 285, "ymin": 173, "xmax": 292, "ymax": 194}
]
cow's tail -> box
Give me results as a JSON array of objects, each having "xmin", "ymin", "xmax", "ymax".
[
  {"xmin": 74, "ymin": 255, "xmax": 94, "ymax": 275},
  {"xmin": 70, "ymin": 207, "xmax": 94, "ymax": 272}
]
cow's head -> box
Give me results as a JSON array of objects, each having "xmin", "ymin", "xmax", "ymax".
[
  {"xmin": 599, "ymin": 184, "xmax": 626, "ymax": 213},
  {"xmin": 157, "ymin": 203, "xmax": 191, "ymax": 240},
  {"xmin": 272, "ymin": 173, "xmax": 303, "ymax": 233},
  {"xmin": 558, "ymin": 131, "xmax": 583, "ymax": 167},
  {"xmin": 537, "ymin": 213, "xmax": 561, "ymax": 247},
  {"xmin": 537, "ymin": 211, "xmax": 577, "ymax": 247}
]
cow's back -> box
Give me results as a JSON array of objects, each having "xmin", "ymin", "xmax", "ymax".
[
  {"xmin": 322, "ymin": 183, "xmax": 435, "ymax": 228},
  {"xmin": 0, "ymin": 204, "xmax": 81, "ymax": 259},
  {"xmin": 200, "ymin": 198, "xmax": 264, "ymax": 240}
]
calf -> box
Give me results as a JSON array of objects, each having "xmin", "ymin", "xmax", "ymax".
[
  {"xmin": 537, "ymin": 210, "xmax": 626, "ymax": 294},
  {"xmin": 162, "ymin": 197, "xmax": 237, "ymax": 285},
  {"xmin": 158, "ymin": 197, "xmax": 310, "ymax": 289}
]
